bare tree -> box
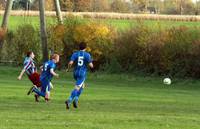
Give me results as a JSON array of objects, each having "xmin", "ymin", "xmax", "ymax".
[
  {"xmin": 0, "ymin": 0, "xmax": 13, "ymax": 55},
  {"xmin": 39, "ymin": 0, "xmax": 48, "ymax": 62},
  {"xmin": 54, "ymin": 0, "xmax": 63, "ymax": 24},
  {"xmin": 1, "ymin": 0, "xmax": 13, "ymax": 29}
]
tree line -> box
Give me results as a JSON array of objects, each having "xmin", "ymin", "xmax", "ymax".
[{"xmin": 0, "ymin": 0, "xmax": 200, "ymax": 15}]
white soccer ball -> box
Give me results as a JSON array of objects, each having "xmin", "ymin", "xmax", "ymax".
[{"xmin": 163, "ymin": 78, "xmax": 171, "ymax": 85}]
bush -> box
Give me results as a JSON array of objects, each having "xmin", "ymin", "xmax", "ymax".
[
  {"xmin": 113, "ymin": 23, "xmax": 151, "ymax": 72},
  {"xmin": 2, "ymin": 24, "xmax": 41, "ymax": 64},
  {"xmin": 47, "ymin": 16, "xmax": 115, "ymax": 69},
  {"xmin": 2, "ymin": 18, "xmax": 200, "ymax": 78},
  {"xmin": 113, "ymin": 23, "xmax": 200, "ymax": 77}
]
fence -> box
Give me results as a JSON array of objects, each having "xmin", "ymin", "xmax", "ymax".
[{"xmin": 0, "ymin": 11, "xmax": 200, "ymax": 21}]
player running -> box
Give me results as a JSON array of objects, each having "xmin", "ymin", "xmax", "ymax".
[
  {"xmin": 18, "ymin": 51, "xmax": 40, "ymax": 86},
  {"xmin": 65, "ymin": 42, "xmax": 94, "ymax": 109},
  {"xmin": 27, "ymin": 54, "xmax": 59, "ymax": 102},
  {"xmin": 18, "ymin": 51, "xmax": 41, "ymax": 101}
]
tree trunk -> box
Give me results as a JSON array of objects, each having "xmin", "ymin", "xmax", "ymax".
[
  {"xmin": 1, "ymin": 0, "xmax": 13, "ymax": 29},
  {"xmin": 39, "ymin": 0, "xmax": 48, "ymax": 62},
  {"xmin": 0, "ymin": 0, "xmax": 13, "ymax": 58},
  {"xmin": 180, "ymin": 0, "xmax": 183, "ymax": 15},
  {"xmin": 54, "ymin": 0, "xmax": 63, "ymax": 24}
]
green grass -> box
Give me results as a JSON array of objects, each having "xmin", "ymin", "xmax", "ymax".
[
  {"xmin": 1, "ymin": 15, "xmax": 200, "ymax": 31},
  {"xmin": 0, "ymin": 66, "xmax": 200, "ymax": 129},
  {"xmin": 0, "ymin": 16, "xmax": 57, "ymax": 30},
  {"xmin": 101, "ymin": 19, "xmax": 200, "ymax": 30}
]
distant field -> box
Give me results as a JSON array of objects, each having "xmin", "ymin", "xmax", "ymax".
[
  {"xmin": 0, "ymin": 66, "xmax": 200, "ymax": 129},
  {"xmin": 0, "ymin": 15, "xmax": 200, "ymax": 31}
]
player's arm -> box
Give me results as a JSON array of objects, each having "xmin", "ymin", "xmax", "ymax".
[
  {"xmin": 66, "ymin": 61, "xmax": 73, "ymax": 72},
  {"xmin": 66, "ymin": 53, "xmax": 76, "ymax": 72},
  {"xmin": 89, "ymin": 62, "xmax": 94, "ymax": 69},
  {"xmin": 17, "ymin": 68, "xmax": 26, "ymax": 80},
  {"xmin": 40, "ymin": 65, "xmax": 43, "ymax": 71},
  {"xmin": 50, "ymin": 68, "xmax": 59, "ymax": 78},
  {"xmin": 18, "ymin": 60, "xmax": 32, "ymax": 80},
  {"xmin": 87, "ymin": 54, "xmax": 94, "ymax": 72},
  {"xmin": 89, "ymin": 62, "xmax": 95, "ymax": 72}
]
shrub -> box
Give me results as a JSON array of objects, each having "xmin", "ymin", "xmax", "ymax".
[
  {"xmin": 64, "ymin": 17, "xmax": 114, "ymax": 66},
  {"xmin": 3, "ymin": 24, "xmax": 41, "ymax": 64},
  {"xmin": 0, "ymin": 28, "xmax": 7, "ymax": 56},
  {"xmin": 47, "ymin": 16, "xmax": 115, "ymax": 68},
  {"xmin": 113, "ymin": 23, "xmax": 200, "ymax": 77},
  {"xmin": 114, "ymin": 23, "xmax": 151, "ymax": 72},
  {"xmin": 48, "ymin": 24, "xmax": 66, "ymax": 55}
]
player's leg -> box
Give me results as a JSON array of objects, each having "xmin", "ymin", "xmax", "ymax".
[
  {"xmin": 65, "ymin": 86, "xmax": 80, "ymax": 109},
  {"xmin": 44, "ymin": 83, "xmax": 51, "ymax": 102},
  {"xmin": 27, "ymin": 72, "xmax": 41, "ymax": 102},
  {"xmin": 65, "ymin": 74, "xmax": 77, "ymax": 109},
  {"xmin": 66, "ymin": 77, "xmax": 85, "ymax": 109},
  {"xmin": 66, "ymin": 86, "xmax": 80, "ymax": 105},
  {"xmin": 32, "ymin": 80, "xmax": 48, "ymax": 97},
  {"xmin": 73, "ymin": 83, "xmax": 85, "ymax": 108},
  {"xmin": 75, "ymin": 83, "xmax": 85, "ymax": 99},
  {"xmin": 27, "ymin": 85, "xmax": 38, "ymax": 95},
  {"xmin": 28, "ymin": 72, "xmax": 41, "ymax": 87}
]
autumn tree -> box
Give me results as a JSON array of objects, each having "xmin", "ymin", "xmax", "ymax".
[
  {"xmin": 110, "ymin": 0, "xmax": 131, "ymax": 13},
  {"xmin": 60, "ymin": 0, "xmax": 73, "ymax": 11},
  {"xmin": 91, "ymin": 0, "xmax": 110, "ymax": 12},
  {"xmin": 73, "ymin": 0, "xmax": 91, "ymax": 12},
  {"xmin": 45, "ymin": 0, "xmax": 54, "ymax": 11},
  {"xmin": 0, "ymin": 0, "xmax": 6, "ymax": 10},
  {"xmin": 161, "ymin": 0, "xmax": 195, "ymax": 15},
  {"xmin": 132, "ymin": 0, "xmax": 148, "ymax": 12}
]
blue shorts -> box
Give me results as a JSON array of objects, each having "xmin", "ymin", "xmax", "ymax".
[
  {"xmin": 40, "ymin": 79, "xmax": 51, "ymax": 93},
  {"xmin": 73, "ymin": 73, "xmax": 85, "ymax": 87},
  {"xmin": 75, "ymin": 77, "xmax": 85, "ymax": 87}
]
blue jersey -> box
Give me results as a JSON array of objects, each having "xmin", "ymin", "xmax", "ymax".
[
  {"xmin": 70, "ymin": 51, "xmax": 92, "ymax": 77},
  {"xmin": 40, "ymin": 60, "xmax": 56, "ymax": 82}
]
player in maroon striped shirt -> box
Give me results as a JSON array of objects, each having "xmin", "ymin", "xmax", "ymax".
[{"xmin": 18, "ymin": 51, "xmax": 41, "ymax": 102}]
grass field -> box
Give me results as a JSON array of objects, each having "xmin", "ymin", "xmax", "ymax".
[
  {"xmin": 0, "ymin": 66, "xmax": 200, "ymax": 129},
  {"xmin": 1, "ymin": 15, "xmax": 200, "ymax": 31}
]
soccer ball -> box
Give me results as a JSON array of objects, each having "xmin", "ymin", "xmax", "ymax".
[{"xmin": 163, "ymin": 78, "xmax": 171, "ymax": 85}]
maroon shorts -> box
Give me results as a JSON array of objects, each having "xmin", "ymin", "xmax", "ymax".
[{"xmin": 28, "ymin": 72, "xmax": 41, "ymax": 87}]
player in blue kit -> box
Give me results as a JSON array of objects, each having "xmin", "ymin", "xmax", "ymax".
[
  {"xmin": 65, "ymin": 42, "xmax": 94, "ymax": 109},
  {"xmin": 27, "ymin": 54, "xmax": 59, "ymax": 102}
]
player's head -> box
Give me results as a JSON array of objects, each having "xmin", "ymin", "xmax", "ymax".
[
  {"xmin": 27, "ymin": 51, "xmax": 35, "ymax": 59},
  {"xmin": 51, "ymin": 54, "xmax": 59, "ymax": 63},
  {"xmin": 79, "ymin": 42, "xmax": 87, "ymax": 50}
]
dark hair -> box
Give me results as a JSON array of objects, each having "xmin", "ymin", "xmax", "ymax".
[
  {"xmin": 79, "ymin": 42, "xmax": 87, "ymax": 50},
  {"xmin": 26, "ymin": 51, "xmax": 33, "ymax": 57}
]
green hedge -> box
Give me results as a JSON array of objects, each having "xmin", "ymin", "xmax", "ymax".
[
  {"xmin": 1, "ymin": 24, "xmax": 41, "ymax": 65},
  {"xmin": 113, "ymin": 24, "xmax": 200, "ymax": 77},
  {"xmin": 1, "ymin": 18, "xmax": 200, "ymax": 78}
]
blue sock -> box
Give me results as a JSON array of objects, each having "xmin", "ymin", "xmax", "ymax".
[
  {"xmin": 68, "ymin": 89, "xmax": 78, "ymax": 104},
  {"xmin": 74, "ymin": 87, "xmax": 83, "ymax": 102},
  {"xmin": 33, "ymin": 88, "xmax": 45, "ymax": 97}
]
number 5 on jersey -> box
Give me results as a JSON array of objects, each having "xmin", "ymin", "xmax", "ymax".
[{"xmin": 78, "ymin": 56, "xmax": 84, "ymax": 66}]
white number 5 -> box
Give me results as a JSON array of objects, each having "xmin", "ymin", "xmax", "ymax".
[
  {"xmin": 44, "ymin": 63, "xmax": 48, "ymax": 71},
  {"xmin": 78, "ymin": 56, "xmax": 84, "ymax": 66}
]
